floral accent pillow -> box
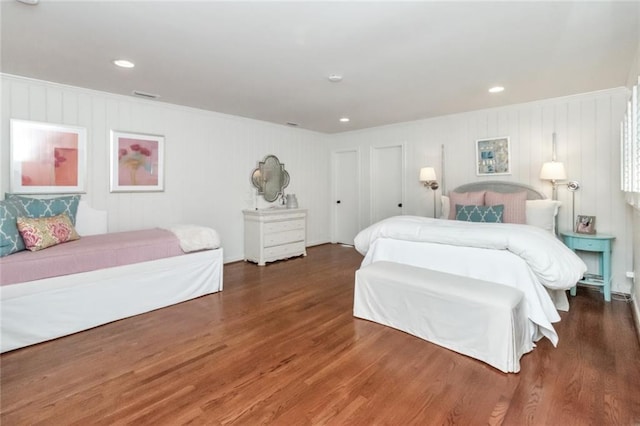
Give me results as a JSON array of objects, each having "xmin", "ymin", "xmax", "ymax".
[{"xmin": 16, "ymin": 214, "xmax": 80, "ymax": 252}]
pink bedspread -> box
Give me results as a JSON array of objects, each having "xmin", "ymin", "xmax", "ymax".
[{"xmin": 0, "ymin": 229, "xmax": 184, "ymax": 286}]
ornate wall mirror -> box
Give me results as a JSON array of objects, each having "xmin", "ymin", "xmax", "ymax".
[{"xmin": 251, "ymin": 155, "xmax": 290, "ymax": 202}]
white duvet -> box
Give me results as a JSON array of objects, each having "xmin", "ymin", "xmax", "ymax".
[
  {"xmin": 354, "ymin": 216, "xmax": 587, "ymax": 345},
  {"xmin": 355, "ymin": 216, "xmax": 586, "ymax": 290}
]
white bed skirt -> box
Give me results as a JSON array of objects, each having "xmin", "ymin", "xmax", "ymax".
[
  {"xmin": 360, "ymin": 238, "xmax": 565, "ymax": 346},
  {"xmin": 1, "ymin": 249, "xmax": 223, "ymax": 353}
]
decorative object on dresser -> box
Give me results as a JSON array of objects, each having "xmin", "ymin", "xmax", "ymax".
[
  {"xmin": 110, "ymin": 130, "xmax": 164, "ymax": 192},
  {"xmin": 561, "ymin": 231, "xmax": 614, "ymax": 302},
  {"xmin": 10, "ymin": 119, "xmax": 87, "ymax": 194},
  {"xmin": 243, "ymin": 208, "xmax": 307, "ymax": 266},
  {"xmin": 251, "ymin": 155, "xmax": 290, "ymax": 203},
  {"xmin": 285, "ymin": 194, "xmax": 298, "ymax": 209},
  {"xmin": 419, "ymin": 167, "xmax": 439, "ymax": 218},
  {"xmin": 475, "ymin": 137, "xmax": 510, "ymax": 176}
]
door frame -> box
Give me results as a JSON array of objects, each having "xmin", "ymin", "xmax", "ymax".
[
  {"xmin": 369, "ymin": 143, "xmax": 406, "ymax": 224},
  {"xmin": 331, "ymin": 148, "xmax": 361, "ymax": 244}
]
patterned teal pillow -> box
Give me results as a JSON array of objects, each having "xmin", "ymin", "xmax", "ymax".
[
  {"xmin": 5, "ymin": 194, "xmax": 81, "ymax": 225},
  {"xmin": 455, "ymin": 204, "xmax": 504, "ymax": 223},
  {"xmin": 0, "ymin": 199, "xmax": 28, "ymax": 257}
]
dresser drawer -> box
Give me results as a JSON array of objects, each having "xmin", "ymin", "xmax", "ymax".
[
  {"xmin": 264, "ymin": 229, "xmax": 305, "ymax": 247},
  {"xmin": 264, "ymin": 219, "xmax": 305, "ymax": 234},
  {"xmin": 264, "ymin": 241, "xmax": 306, "ymax": 260},
  {"xmin": 565, "ymin": 237, "xmax": 609, "ymax": 252}
]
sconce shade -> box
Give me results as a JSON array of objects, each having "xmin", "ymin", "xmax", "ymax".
[
  {"xmin": 540, "ymin": 161, "xmax": 567, "ymax": 181},
  {"xmin": 419, "ymin": 167, "xmax": 437, "ymax": 182}
]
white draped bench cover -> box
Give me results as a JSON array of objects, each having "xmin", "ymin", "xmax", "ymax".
[{"xmin": 354, "ymin": 261, "xmax": 532, "ymax": 373}]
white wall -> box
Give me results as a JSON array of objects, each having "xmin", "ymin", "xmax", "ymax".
[
  {"xmin": 628, "ymin": 25, "xmax": 640, "ymax": 333},
  {"xmin": 1, "ymin": 74, "xmax": 331, "ymax": 262},
  {"xmin": 1, "ymin": 73, "xmax": 634, "ymax": 296},
  {"xmin": 330, "ymin": 88, "xmax": 632, "ymax": 294}
]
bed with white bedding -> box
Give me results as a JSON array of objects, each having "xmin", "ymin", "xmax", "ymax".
[
  {"xmin": 0, "ymin": 201, "xmax": 223, "ymax": 353},
  {"xmin": 353, "ymin": 181, "xmax": 587, "ymax": 350}
]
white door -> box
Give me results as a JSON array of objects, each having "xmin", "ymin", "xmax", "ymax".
[
  {"xmin": 371, "ymin": 144, "xmax": 403, "ymax": 223},
  {"xmin": 333, "ymin": 150, "xmax": 360, "ymax": 245}
]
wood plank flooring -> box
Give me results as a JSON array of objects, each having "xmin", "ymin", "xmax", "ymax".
[{"xmin": 2, "ymin": 243, "xmax": 639, "ymax": 425}]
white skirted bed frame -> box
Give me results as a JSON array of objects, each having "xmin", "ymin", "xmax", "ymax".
[
  {"xmin": 353, "ymin": 181, "xmax": 586, "ymax": 373},
  {"xmin": 1, "ymin": 202, "xmax": 224, "ymax": 353}
]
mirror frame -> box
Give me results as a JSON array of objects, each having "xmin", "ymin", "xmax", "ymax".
[{"xmin": 251, "ymin": 155, "xmax": 290, "ymax": 202}]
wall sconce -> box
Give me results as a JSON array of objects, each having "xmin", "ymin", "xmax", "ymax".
[{"xmin": 419, "ymin": 167, "xmax": 439, "ymax": 218}]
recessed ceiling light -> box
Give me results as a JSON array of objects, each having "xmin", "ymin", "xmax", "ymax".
[
  {"xmin": 339, "ymin": 117, "xmax": 350, "ymax": 123},
  {"xmin": 489, "ymin": 86, "xmax": 505, "ymax": 93},
  {"xmin": 17, "ymin": 0, "xmax": 39, "ymax": 5},
  {"xmin": 328, "ymin": 74, "xmax": 343, "ymax": 83},
  {"xmin": 113, "ymin": 59, "xmax": 135, "ymax": 68}
]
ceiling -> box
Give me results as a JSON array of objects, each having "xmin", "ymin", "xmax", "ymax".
[{"xmin": 1, "ymin": 1, "xmax": 638, "ymax": 134}]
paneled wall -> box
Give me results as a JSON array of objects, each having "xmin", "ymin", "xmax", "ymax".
[
  {"xmin": 1, "ymin": 74, "xmax": 331, "ymax": 262},
  {"xmin": 1, "ymin": 74, "xmax": 634, "ymax": 294},
  {"xmin": 628, "ymin": 37, "xmax": 640, "ymax": 329},
  {"xmin": 330, "ymin": 88, "xmax": 632, "ymax": 294}
]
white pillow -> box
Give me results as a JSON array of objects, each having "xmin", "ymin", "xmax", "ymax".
[
  {"xmin": 166, "ymin": 225, "xmax": 221, "ymax": 252},
  {"xmin": 526, "ymin": 199, "xmax": 561, "ymax": 234},
  {"xmin": 441, "ymin": 195, "xmax": 450, "ymax": 219}
]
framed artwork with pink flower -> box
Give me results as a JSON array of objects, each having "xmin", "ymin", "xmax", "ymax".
[
  {"xmin": 110, "ymin": 130, "xmax": 164, "ymax": 192},
  {"xmin": 9, "ymin": 119, "xmax": 87, "ymax": 194}
]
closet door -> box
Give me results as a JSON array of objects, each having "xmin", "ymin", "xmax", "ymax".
[
  {"xmin": 333, "ymin": 149, "xmax": 360, "ymax": 245},
  {"xmin": 371, "ymin": 144, "xmax": 404, "ymax": 224}
]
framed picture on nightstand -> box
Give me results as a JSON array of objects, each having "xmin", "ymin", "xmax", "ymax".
[{"xmin": 575, "ymin": 215, "xmax": 596, "ymax": 234}]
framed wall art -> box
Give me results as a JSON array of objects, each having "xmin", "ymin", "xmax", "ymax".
[
  {"xmin": 476, "ymin": 137, "xmax": 511, "ymax": 176},
  {"xmin": 9, "ymin": 119, "xmax": 87, "ymax": 194},
  {"xmin": 575, "ymin": 215, "xmax": 596, "ymax": 234},
  {"xmin": 110, "ymin": 130, "xmax": 164, "ymax": 192}
]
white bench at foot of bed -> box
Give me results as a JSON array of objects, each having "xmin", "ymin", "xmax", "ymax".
[
  {"xmin": 354, "ymin": 261, "xmax": 532, "ymax": 373},
  {"xmin": 1, "ymin": 248, "xmax": 223, "ymax": 353}
]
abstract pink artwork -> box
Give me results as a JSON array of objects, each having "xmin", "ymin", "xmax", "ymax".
[
  {"xmin": 10, "ymin": 119, "xmax": 87, "ymax": 194},
  {"xmin": 110, "ymin": 131, "xmax": 164, "ymax": 192},
  {"xmin": 117, "ymin": 137, "xmax": 159, "ymax": 186}
]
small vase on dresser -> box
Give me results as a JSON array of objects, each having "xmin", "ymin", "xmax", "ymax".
[{"xmin": 243, "ymin": 208, "xmax": 307, "ymax": 266}]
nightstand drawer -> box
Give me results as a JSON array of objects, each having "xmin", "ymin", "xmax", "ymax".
[{"xmin": 566, "ymin": 237, "xmax": 609, "ymax": 252}]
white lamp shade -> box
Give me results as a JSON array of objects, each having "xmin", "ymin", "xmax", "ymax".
[
  {"xmin": 540, "ymin": 161, "xmax": 567, "ymax": 181},
  {"xmin": 419, "ymin": 167, "xmax": 437, "ymax": 182}
]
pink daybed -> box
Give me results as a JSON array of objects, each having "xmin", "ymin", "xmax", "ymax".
[{"xmin": 0, "ymin": 202, "xmax": 223, "ymax": 353}]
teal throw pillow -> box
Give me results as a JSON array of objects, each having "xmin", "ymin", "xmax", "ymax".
[
  {"xmin": 0, "ymin": 199, "xmax": 28, "ymax": 257},
  {"xmin": 455, "ymin": 204, "xmax": 504, "ymax": 223},
  {"xmin": 5, "ymin": 193, "xmax": 81, "ymax": 225}
]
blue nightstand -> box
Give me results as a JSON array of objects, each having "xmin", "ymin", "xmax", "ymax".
[{"xmin": 561, "ymin": 231, "xmax": 615, "ymax": 302}]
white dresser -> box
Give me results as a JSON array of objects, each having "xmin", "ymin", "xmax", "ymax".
[{"xmin": 243, "ymin": 208, "xmax": 307, "ymax": 266}]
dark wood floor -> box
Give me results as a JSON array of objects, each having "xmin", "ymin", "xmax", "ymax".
[{"xmin": 2, "ymin": 244, "xmax": 639, "ymax": 425}]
